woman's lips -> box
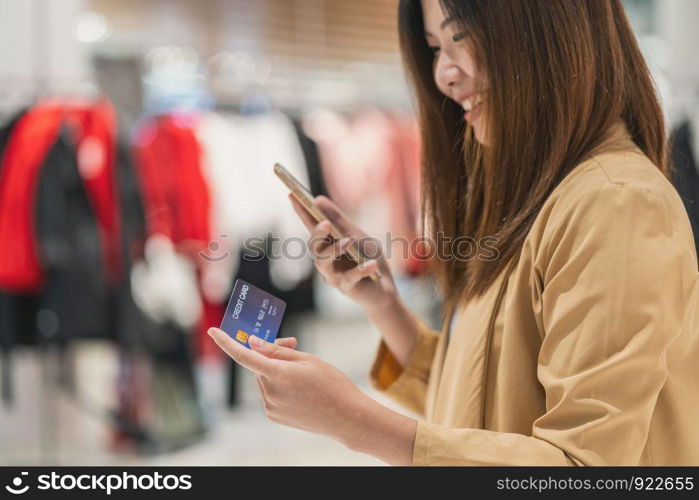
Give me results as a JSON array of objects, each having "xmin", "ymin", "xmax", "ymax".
[
  {"xmin": 460, "ymin": 93, "xmax": 484, "ymax": 123},
  {"xmin": 464, "ymin": 103, "xmax": 482, "ymax": 122}
]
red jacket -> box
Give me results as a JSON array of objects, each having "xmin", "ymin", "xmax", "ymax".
[{"xmin": 0, "ymin": 100, "xmax": 121, "ymax": 293}]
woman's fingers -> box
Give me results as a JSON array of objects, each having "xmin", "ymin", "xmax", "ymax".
[
  {"xmin": 337, "ymin": 259, "xmax": 379, "ymax": 293},
  {"xmin": 289, "ymin": 193, "xmax": 386, "ymax": 295},
  {"xmin": 275, "ymin": 337, "xmax": 298, "ymax": 349},
  {"xmin": 312, "ymin": 235, "xmax": 354, "ymax": 262},
  {"xmin": 207, "ymin": 327, "xmax": 277, "ymax": 376},
  {"xmin": 308, "ymin": 228, "xmax": 380, "ymax": 289},
  {"xmin": 306, "ymin": 220, "xmax": 333, "ymax": 256},
  {"xmin": 290, "ymin": 192, "xmax": 380, "ymax": 264},
  {"xmin": 314, "ymin": 195, "xmax": 365, "ymax": 239},
  {"xmin": 313, "ymin": 239, "xmax": 361, "ymax": 284}
]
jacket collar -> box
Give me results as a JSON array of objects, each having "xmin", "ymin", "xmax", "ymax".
[{"xmin": 591, "ymin": 119, "xmax": 640, "ymax": 156}]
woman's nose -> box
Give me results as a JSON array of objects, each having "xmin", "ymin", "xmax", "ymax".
[{"xmin": 436, "ymin": 56, "xmax": 462, "ymax": 92}]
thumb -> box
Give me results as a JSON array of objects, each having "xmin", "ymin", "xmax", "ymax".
[
  {"xmin": 314, "ymin": 195, "xmax": 365, "ymax": 239},
  {"xmin": 249, "ymin": 335, "xmax": 298, "ymax": 360}
]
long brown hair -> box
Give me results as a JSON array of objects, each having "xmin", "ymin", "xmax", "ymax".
[{"xmin": 398, "ymin": 0, "xmax": 668, "ymax": 316}]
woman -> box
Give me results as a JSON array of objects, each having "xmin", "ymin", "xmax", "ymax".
[{"xmin": 208, "ymin": 0, "xmax": 699, "ymax": 465}]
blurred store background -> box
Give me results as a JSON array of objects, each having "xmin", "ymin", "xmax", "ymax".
[{"xmin": 0, "ymin": 0, "xmax": 698, "ymax": 465}]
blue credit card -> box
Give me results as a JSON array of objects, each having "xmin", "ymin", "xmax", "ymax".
[{"xmin": 220, "ymin": 279, "xmax": 286, "ymax": 349}]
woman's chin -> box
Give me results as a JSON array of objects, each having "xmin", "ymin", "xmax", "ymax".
[{"xmin": 473, "ymin": 125, "xmax": 489, "ymax": 146}]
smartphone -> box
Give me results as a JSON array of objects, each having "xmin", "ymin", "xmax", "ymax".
[{"xmin": 274, "ymin": 162, "xmax": 381, "ymax": 282}]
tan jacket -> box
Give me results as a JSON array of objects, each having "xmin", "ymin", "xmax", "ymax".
[{"xmin": 370, "ymin": 123, "xmax": 699, "ymax": 465}]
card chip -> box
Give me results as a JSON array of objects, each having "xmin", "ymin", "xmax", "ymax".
[{"xmin": 236, "ymin": 330, "xmax": 249, "ymax": 343}]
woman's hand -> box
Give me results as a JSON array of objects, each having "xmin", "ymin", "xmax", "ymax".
[
  {"xmin": 207, "ymin": 327, "xmax": 366, "ymax": 440},
  {"xmin": 289, "ymin": 193, "xmax": 423, "ymax": 367},
  {"xmin": 289, "ymin": 194, "xmax": 398, "ymax": 314},
  {"xmin": 207, "ymin": 327, "xmax": 417, "ymax": 464}
]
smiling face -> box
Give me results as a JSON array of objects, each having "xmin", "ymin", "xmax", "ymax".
[
  {"xmin": 421, "ymin": 0, "xmax": 488, "ymax": 144},
  {"xmin": 402, "ymin": 0, "xmax": 667, "ymax": 306}
]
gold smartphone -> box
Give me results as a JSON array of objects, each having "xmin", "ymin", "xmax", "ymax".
[{"xmin": 274, "ymin": 162, "xmax": 381, "ymax": 282}]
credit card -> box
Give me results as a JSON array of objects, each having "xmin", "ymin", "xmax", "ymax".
[{"xmin": 220, "ymin": 279, "xmax": 286, "ymax": 349}]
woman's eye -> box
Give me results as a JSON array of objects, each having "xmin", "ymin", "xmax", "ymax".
[{"xmin": 452, "ymin": 32, "xmax": 465, "ymax": 42}]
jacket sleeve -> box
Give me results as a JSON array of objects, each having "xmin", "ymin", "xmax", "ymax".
[
  {"xmin": 411, "ymin": 182, "xmax": 697, "ymax": 465},
  {"xmin": 369, "ymin": 315, "xmax": 441, "ymax": 416}
]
